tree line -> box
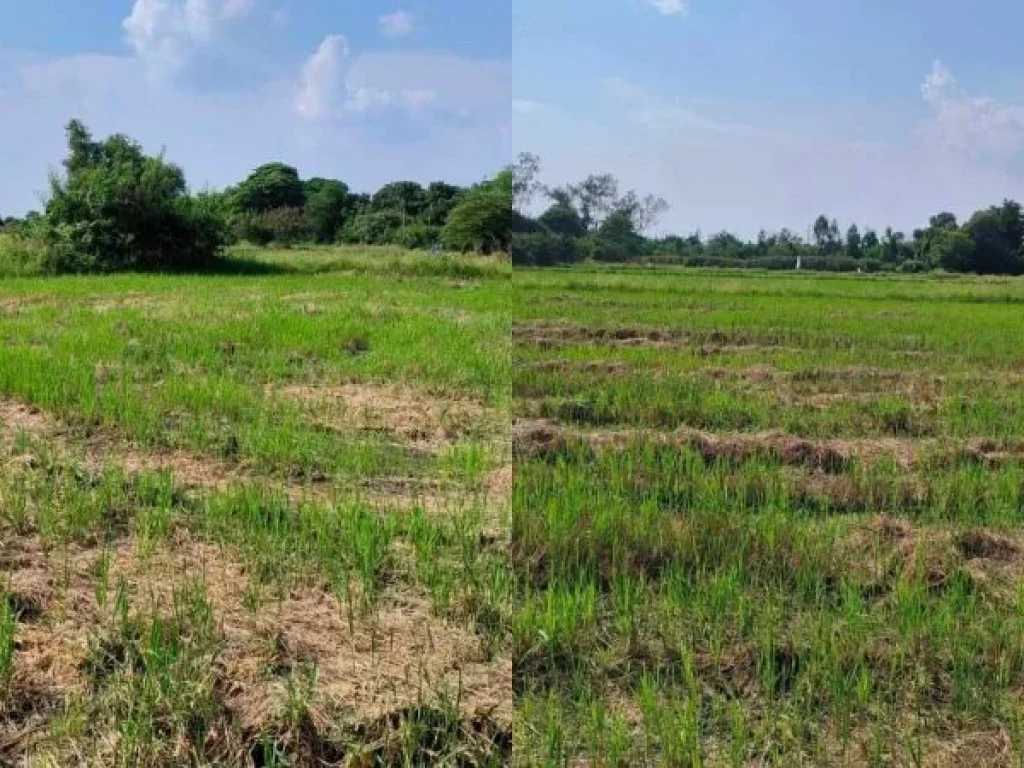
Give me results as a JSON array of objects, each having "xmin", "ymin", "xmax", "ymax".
[
  {"xmin": 0, "ymin": 120, "xmax": 511, "ymax": 273},
  {"xmin": 512, "ymin": 154, "xmax": 1024, "ymax": 275}
]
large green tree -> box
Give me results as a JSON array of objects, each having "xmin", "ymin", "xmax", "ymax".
[
  {"xmin": 232, "ymin": 163, "xmax": 306, "ymax": 214},
  {"xmin": 43, "ymin": 119, "xmax": 225, "ymax": 272},
  {"xmin": 304, "ymin": 178, "xmax": 352, "ymax": 243},
  {"xmin": 442, "ymin": 170, "xmax": 512, "ymax": 253}
]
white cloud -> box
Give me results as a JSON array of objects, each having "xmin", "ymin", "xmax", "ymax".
[
  {"xmin": 378, "ymin": 10, "xmax": 416, "ymax": 38},
  {"xmin": 921, "ymin": 60, "xmax": 1024, "ymax": 158},
  {"xmin": 0, "ymin": 48, "xmax": 510, "ymax": 217},
  {"xmin": 122, "ymin": 0, "xmax": 254, "ymax": 78},
  {"xmin": 294, "ymin": 34, "xmax": 348, "ymax": 120},
  {"xmin": 646, "ymin": 0, "xmax": 688, "ymax": 16}
]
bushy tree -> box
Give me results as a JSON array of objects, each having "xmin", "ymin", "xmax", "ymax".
[
  {"xmin": 538, "ymin": 204, "xmax": 586, "ymax": 238},
  {"xmin": 371, "ymin": 181, "xmax": 426, "ymax": 220},
  {"xmin": 43, "ymin": 120, "xmax": 225, "ymax": 272},
  {"xmin": 589, "ymin": 210, "xmax": 644, "ymax": 261},
  {"xmin": 304, "ymin": 178, "xmax": 352, "ymax": 243},
  {"xmin": 421, "ymin": 182, "xmax": 464, "ymax": 226},
  {"xmin": 442, "ymin": 170, "xmax": 512, "ymax": 253},
  {"xmin": 232, "ymin": 163, "xmax": 306, "ymax": 214},
  {"xmin": 963, "ymin": 201, "xmax": 1024, "ymax": 275}
]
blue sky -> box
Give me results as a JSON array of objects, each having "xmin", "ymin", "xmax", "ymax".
[
  {"xmin": 514, "ymin": 0, "xmax": 1024, "ymax": 237},
  {"xmin": 0, "ymin": 0, "xmax": 510, "ymax": 216}
]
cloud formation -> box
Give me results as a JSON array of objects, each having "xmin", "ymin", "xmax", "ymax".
[
  {"xmin": 123, "ymin": 0, "xmax": 254, "ymax": 78},
  {"xmin": 922, "ymin": 60, "xmax": 1024, "ymax": 159},
  {"xmin": 378, "ymin": 10, "xmax": 416, "ymax": 38},
  {"xmin": 294, "ymin": 34, "xmax": 348, "ymax": 120},
  {"xmin": 645, "ymin": 0, "xmax": 688, "ymax": 17}
]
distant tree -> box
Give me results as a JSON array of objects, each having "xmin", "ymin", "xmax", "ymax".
[
  {"xmin": 513, "ymin": 152, "xmax": 542, "ymax": 212},
  {"xmin": 552, "ymin": 173, "xmax": 619, "ymax": 231},
  {"xmin": 591, "ymin": 210, "xmax": 644, "ymax": 261},
  {"xmin": 442, "ymin": 170, "xmax": 512, "ymax": 253},
  {"xmin": 931, "ymin": 229, "xmax": 976, "ymax": 272},
  {"xmin": 233, "ymin": 163, "xmax": 306, "ymax": 214},
  {"xmin": 421, "ymin": 182, "xmax": 464, "ymax": 226},
  {"xmin": 615, "ymin": 191, "xmax": 669, "ymax": 234},
  {"xmin": 812, "ymin": 215, "xmax": 833, "ymax": 253},
  {"xmin": 538, "ymin": 204, "xmax": 586, "ymax": 238},
  {"xmin": 962, "ymin": 200, "xmax": 1024, "ymax": 274},
  {"xmin": 845, "ymin": 224, "xmax": 862, "ymax": 260},
  {"xmin": 371, "ymin": 181, "xmax": 426, "ymax": 222},
  {"xmin": 304, "ymin": 178, "xmax": 351, "ymax": 243}
]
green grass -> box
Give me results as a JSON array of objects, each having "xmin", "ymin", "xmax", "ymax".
[
  {"xmin": 513, "ymin": 265, "xmax": 1024, "ymax": 766},
  {"xmin": 0, "ymin": 245, "xmax": 512, "ymax": 765}
]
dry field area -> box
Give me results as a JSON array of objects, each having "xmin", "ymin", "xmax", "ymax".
[
  {"xmin": 0, "ymin": 248, "xmax": 512, "ymax": 765},
  {"xmin": 512, "ymin": 266, "xmax": 1024, "ymax": 766}
]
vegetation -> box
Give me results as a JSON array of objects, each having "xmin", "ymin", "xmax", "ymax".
[
  {"xmin": 0, "ymin": 120, "xmax": 511, "ymax": 275},
  {"xmin": 513, "ymin": 264, "xmax": 1024, "ymax": 764},
  {"xmin": 513, "ymin": 154, "xmax": 1024, "ymax": 275},
  {"xmin": 0, "ymin": 245, "xmax": 512, "ymax": 763}
]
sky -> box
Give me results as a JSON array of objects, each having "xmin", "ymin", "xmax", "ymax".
[
  {"xmin": 6, "ymin": 2, "xmax": 1024, "ymax": 240},
  {"xmin": 514, "ymin": 0, "xmax": 1024, "ymax": 238},
  {"xmin": 0, "ymin": 0, "xmax": 511, "ymax": 216}
]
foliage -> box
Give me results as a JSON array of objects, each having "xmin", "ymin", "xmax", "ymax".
[
  {"xmin": 511, "ymin": 233, "xmax": 581, "ymax": 266},
  {"xmin": 442, "ymin": 170, "xmax": 513, "ymax": 254},
  {"xmin": 235, "ymin": 206, "xmax": 312, "ymax": 246},
  {"xmin": 232, "ymin": 163, "xmax": 306, "ymax": 214},
  {"xmin": 42, "ymin": 120, "xmax": 225, "ymax": 273}
]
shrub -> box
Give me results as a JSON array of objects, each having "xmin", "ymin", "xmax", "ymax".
[
  {"xmin": 43, "ymin": 120, "xmax": 226, "ymax": 272},
  {"xmin": 511, "ymin": 233, "xmax": 581, "ymax": 266},
  {"xmin": 339, "ymin": 212, "xmax": 404, "ymax": 245},
  {"xmin": 235, "ymin": 207, "xmax": 312, "ymax": 246},
  {"xmin": 392, "ymin": 223, "xmax": 442, "ymax": 250},
  {"xmin": 442, "ymin": 171, "xmax": 512, "ymax": 254}
]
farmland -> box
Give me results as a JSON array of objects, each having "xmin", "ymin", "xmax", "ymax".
[
  {"xmin": 512, "ymin": 265, "xmax": 1024, "ymax": 765},
  {"xmin": 0, "ymin": 246, "xmax": 513, "ymax": 764}
]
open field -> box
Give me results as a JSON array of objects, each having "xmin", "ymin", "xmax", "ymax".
[
  {"xmin": 512, "ymin": 265, "xmax": 1024, "ymax": 766},
  {"xmin": 0, "ymin": 246, "xmax": 512, "ymax": 764}
]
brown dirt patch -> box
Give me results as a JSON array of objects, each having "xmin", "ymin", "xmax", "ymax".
[
  {"xmin": 0, "ymin": 531, "xmax": 511, "ymax": 758},
  {"xmin": 0, "ymin": 397, "xmax": 486, "ymax": 517},
  {"xmin": 276, "ymin": 382, "xmax": 496, "ymax": 453}
]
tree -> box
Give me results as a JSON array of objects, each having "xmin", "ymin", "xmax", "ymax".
[
  {"xmin": 233, "ymin": 163, "xmax": 306, "ymax": 214},
  {"xmin": 538, "ymin": 204, "xmax": 586, "ymax": 238},
  {"xmin": 963, "ymin": 200, "xmax": 1024, "ymax": 274},
  {"xmin": 304, "ymin": 178, "xmax": 351, "ymax": 243},
  {"xmin": 421, "ymin": 182, "xmax": 464, "ymax": 226},
  {"xmin": 371, "ymin": 181, "xmax": 426, "ymax": 222},
  {"xmin": 615, "ymin": 191, "xmax": 669, "ymax": 234},
  {"xmin": 591, "ymin": 210, "xmax": 644, "ymax": 261},
  {"xmin": 931, "ymin": 229, "xmax": 976, "ymax": 272},
  {"xmin": 43, "ymin": 119, "xmax": 225, "ymax": 272},
  {"xmin": 513, "ymin": 152, "xmax": 542, "ymax": 212},
  {"xmin": 845, "ymin": 224, "xmax": 862, "ymax": 260},
  {"xmin": 442, "ymin": 170, "xmax": 512, "ymax": 253},
  {"xmin": 812, "ymin": 215, "xmax": 836, "ymax": 253}
]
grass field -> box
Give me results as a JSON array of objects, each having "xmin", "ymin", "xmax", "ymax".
[
  {"xmin": 512, "ymin": 265, "xmax": 1024, "ymax": 766},
  {"xmin": 6, "ymin": 250, "xmax": 1024, "ymax": 765},
  {"xmin": 0, "ymin": 246, "xmax": 512, "ymax": 765}
]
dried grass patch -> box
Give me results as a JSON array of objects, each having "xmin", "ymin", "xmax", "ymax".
[
  {"xmin": 0, "ymin": 531, "xmax": 511, "ymax": 759},
  {"xmin": 275, "ymin": 381, "xmax": 499, "ymax": 453}
]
